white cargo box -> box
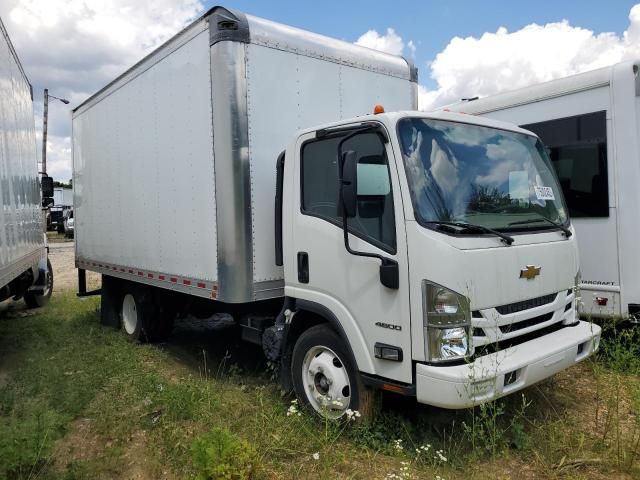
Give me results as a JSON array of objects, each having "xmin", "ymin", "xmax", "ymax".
[
  {"xmin": 0, "ymin": 17, "xmax": 45, "ymax": 292},
  {"xmin": 73, "ymin": 6, "xmax": 417, "ymax": 303}
]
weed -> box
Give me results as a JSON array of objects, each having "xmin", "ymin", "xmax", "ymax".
[
  {"xmin": 191, "ymin": 427, "xmax": 260, "ymax": 480},
  {"xmin": 2, "ymin": 290, "xmax": 640, "ymax": 479},
  {"xmin": 462, "ymin": 394, "xmax": 531, "ymax": 458},
  {"xmin": 596, "ymin": 320, "xmax": 640, "ymax": 374}
]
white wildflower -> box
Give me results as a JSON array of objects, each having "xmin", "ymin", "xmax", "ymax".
[
  {"xmin": 312, "ymin": 452, "xmax": 320, "ymax": 461},
  {"xmin": 287, "ymin": 399, "xmax": 301, "ymax": 417},
  {"xmin": 345, "ymin": 409, "xmax": 361, "ymax": 422}
]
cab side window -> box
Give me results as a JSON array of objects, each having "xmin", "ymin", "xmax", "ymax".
[{"xmin": 301, "ymin": 131, "xmax": 396, "ymax": 252}]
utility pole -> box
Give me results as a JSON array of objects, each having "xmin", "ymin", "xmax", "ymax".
[
  {"xmin": 41, "ymin": 88, "xmax": 69, "ymax": 175},
  {"xmin": 42, "ymin": 88, "xmax": 48, "ymax": 174}
]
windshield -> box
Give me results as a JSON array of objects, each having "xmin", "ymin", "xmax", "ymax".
[{"xmin": 398, "ymin": 117, "xmax": 568, "ymax": 232}]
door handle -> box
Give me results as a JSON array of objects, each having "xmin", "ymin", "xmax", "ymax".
[{"xmin": 297, "ymin": 252, "xmax": 309, "ymax": 283}]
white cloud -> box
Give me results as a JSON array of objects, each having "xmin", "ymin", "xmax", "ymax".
[
  {"xmin": 355, "ymin": 28, "xmax": 409, "ymax": 57},
  {"xmin": 420, "ymin": 4, "xmax": 640, "ymax": 110},
  {"xmin": 5, "ymin": 2, "xmax": 640, "ymax": 182},
  {"xmin": 0, "ymin": 0, "xmax": 204, "ymax": 181}
]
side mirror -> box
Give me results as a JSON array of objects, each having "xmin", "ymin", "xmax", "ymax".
[
  {"xmin": 340, "ymin": 150, "xmax": 358, "ymax": 218},
  {"xmin": 41, "ymin": 176, "xmax": 54, "ymax": 199},
  {"xmin": 380, "ymin": 258, "xmax": 399, "ymax": 289},
  {"xmin": 42, "ymin": 197, "xmax": 54, "ymax": 208}
]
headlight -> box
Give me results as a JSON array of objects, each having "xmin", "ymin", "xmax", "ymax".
[{"xmin": 423, "ymin": 281, "xmax": 472, "ymax": 363}]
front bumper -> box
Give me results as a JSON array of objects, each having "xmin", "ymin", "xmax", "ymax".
[{"xmin": 415, "ymin": 321, "xmax": 600, "ymax": 409}]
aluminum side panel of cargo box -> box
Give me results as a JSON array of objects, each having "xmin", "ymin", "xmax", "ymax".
[
  {"xmin": 0, "ymin": 18, "xmax": 43, "ymax": 289},
  {"xmin": 245, "ymin": 43, "xmax": 416, "ymax": 286},
  {"xmin": 73, "ymin": 28, "xmax": 218, "ymax": 282}
]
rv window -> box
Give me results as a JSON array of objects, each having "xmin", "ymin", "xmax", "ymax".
[
  {"xmin": 301, "ymin": 132, "xmax": 396, "ymax": 253},
  {"xmin": 522, "ymin": 111, "xmax": 608, "ymax": 218}
]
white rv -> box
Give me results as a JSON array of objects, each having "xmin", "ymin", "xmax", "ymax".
[
  {"xmin": 0, "ymin": 17, "xmax": 53, "ymax": 308},
  {"xmin": 450, "ymin": 60, "xmax": 640, "ymax": 319},
  {"xmin": 73, "ymin": 6, "xmax": 600, "ymax": 417}
]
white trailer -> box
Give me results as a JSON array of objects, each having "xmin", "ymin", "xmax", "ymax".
[
  {"xmin": 74, "ymin": 6, "xmax": 600, "ymax": 417},
  {"xmin": 53, "ymin": 187, "xmax": 73, "ymax": 207},
  {"xmin": 0, "ymin": 17, "xmax": 53, "ymax": 308},
  {"xmin": 449, "ymin": 60, "xmax": 640, "ymax": 319}
]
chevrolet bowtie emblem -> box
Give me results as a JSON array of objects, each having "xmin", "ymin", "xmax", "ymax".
[{"xmin": 520, "ymin": 265, "xmax": 541, "ymax": 280}]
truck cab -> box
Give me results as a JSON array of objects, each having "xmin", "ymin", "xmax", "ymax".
[{"xmin": 280, "ymin": 110, "xmax": 601, "ymax": 416}]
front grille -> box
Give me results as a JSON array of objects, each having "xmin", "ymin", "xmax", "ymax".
[
  {"xmin": 475, "ymin": 322, "xmax": 568, "ymax": 358},
  {"xmin": 499, "ymin": 312, "xmax": 554, "ymax": 334},
  {"xmin": 495, "ymin": 293, "xmax": 558, "ymax": 315}
]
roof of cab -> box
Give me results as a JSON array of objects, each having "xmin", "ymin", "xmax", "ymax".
[{"xmin": 295, "ymin": 110, "xmax": 540, "ymax": 139}]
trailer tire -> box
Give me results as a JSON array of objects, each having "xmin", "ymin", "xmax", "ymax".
[
  {"xmin": 291, "ymin": 324, "xmax": 378, "ymax": 419},
  {"xmin": 120, "ymin": 286, "xmax": 156, "ymax": 343},
  {"xmin": 100, "ymin": 275, "xmax": 122, "ymax": 328},
  {"xmin": 24, "ymin": 260, "xmax": 53, "ymax": 308},
  {"xmin": 151, "ymin": 302, "xmax": 175, "ymax": 342}
]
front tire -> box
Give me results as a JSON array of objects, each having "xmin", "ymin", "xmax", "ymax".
[
  {"xmin": 24, "ymin": 259, "xmax": 53, "ymax": 308},
  {"xmin": 291, "ymin": 324, "xmax": 378, "ymax": 419}
]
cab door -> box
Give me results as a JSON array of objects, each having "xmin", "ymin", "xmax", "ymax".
[{"xmin": 283, "ymin": 126, "xmax": 412, "ymax": 384}]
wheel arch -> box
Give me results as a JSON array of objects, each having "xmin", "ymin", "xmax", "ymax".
[{"xmin": 284, "ymin": 298, "xmax": 373, "ymax": 376}]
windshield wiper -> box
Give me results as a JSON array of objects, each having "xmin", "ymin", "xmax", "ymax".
[
  {"xmin": 507, "ymin": 217, "xmax": 572, "ymax": 238},
  {"xmin": 428, "ymin": 221, "xmax": 515, "ymax": 246}
]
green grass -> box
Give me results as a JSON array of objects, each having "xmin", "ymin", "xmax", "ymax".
[{"xmin": 0, "ymin": 293, "xmax": 639, "ymax": 479}]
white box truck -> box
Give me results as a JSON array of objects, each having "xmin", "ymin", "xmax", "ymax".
[
  {"xmin": 73, "ymin": 6, "xmax": 600, "ymax": 417},
  {"xmin": 0, "ymin": 17, "xmax": 53, "ymax": 308},
  {"xmin": 449, "ymin": 60, "xmax": 640, "ymax": 319}
]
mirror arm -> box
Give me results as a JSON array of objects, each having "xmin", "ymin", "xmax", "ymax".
[
  {"xmin": 342, "ymin": 212, "xmax": 399, "ymax": 290},
  {"xmin": 341, "ymin": 212, "xmax": 384, "ymax": 262},
  {"xmin": 337, "ymin": 129, "xmax": 399, "ymax": 290}
]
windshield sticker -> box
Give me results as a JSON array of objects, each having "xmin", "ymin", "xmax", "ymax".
[
  {"xmin": 534, "ymin": 186, "xmax": 555, "ymax": 201},
  {"xmin": 509, "ymin": 171, "xmax": 529, "ymax": 200}
]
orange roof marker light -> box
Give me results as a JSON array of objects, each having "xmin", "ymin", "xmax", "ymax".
[{"xmin": 373, "ymin": 104, "xmax": 385, "ymax": 114}]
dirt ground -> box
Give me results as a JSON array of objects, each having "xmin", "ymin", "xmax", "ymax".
[
  {"xmin": 0, "ymin": 240, "xmax": 99, "ymax": 319},
  {"xmin": 49, "ymin": 241, "xmax": 101, "ymax": 292}
]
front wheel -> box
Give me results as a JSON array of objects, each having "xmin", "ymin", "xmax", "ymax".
[
  {"xmin": 291, "ymin": 324, "xmax": 379, "ymax": 419},
  {"xmin": 24, "ymin": 259, "xmax": 53, "ymax": 308}
]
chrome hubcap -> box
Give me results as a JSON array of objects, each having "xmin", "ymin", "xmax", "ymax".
[
  {"xmin": 302, "ymin": 345, "xmax": 351, "ymax": 419},
  {"xmin": 122, "ymin": 294, "xmax": 138, "ymax": 335}
]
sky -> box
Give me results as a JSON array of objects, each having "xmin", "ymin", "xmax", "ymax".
[{"xmin": 1, "ymin": 0, "xmax": 639, "ymax": 182}]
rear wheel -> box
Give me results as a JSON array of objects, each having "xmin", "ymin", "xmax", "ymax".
[
  {"xmin": 120, "ymin": 286, "xmax": 157, "ymax": 343},
  {"xmin": 100, "ymin": 275, "xmax": 122, "ymax": 328},
  {"xmin": 152, "ymin": 302, "xmax": 175, "ymax": 342},
  {"xmin": 24, "ymin": 260, "xmax": 53, "ymax": 308},
  {"xmin": 291, "ymin": 324, "xmax": 379, "ymax": 419}
]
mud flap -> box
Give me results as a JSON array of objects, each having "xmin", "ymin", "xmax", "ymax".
[{"xmin": 26, "ymin": 251, "xmax": 49, "ymax": 295}]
